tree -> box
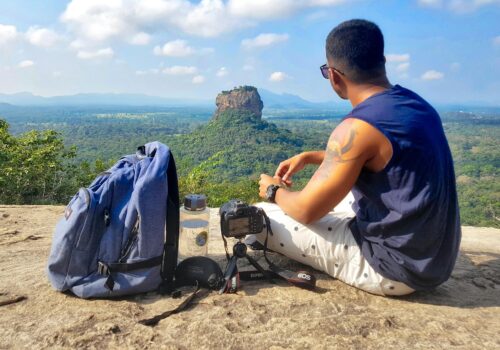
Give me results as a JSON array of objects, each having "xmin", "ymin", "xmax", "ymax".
[
  {"xmin": 0, "ymin": 119, "xmax": 76, "ymax": 204},
  {"xmin": 179, "ymin": 151, "xmax": 260, "ymax": 207}
]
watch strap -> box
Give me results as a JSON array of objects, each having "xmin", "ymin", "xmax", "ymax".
[{"xmin": 266, "ymin": 184, "xmax": 281, "ymax": 203}]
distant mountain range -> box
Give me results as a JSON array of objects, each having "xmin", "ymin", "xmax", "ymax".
[
  {"xmin": 0, "ymin": 90, "xmax": 338, "ymax": 110},
  {"xmin": 0, "ymin": 92, "xmax": 209, "ymax": 107},
  {"xmin": 259, "ymin": 90, "xmax": 336, "ymax": 109},
  {"xmin": 0, "ymin": 91, "xmax": 497, "ymax": 112}
]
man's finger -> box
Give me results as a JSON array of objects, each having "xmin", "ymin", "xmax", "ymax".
[
  {"xmin": 274, "ymin": 167, "xmax": 282, "ymax": 177},
  {"xmin": 275, "ymin": 163, "xmax": 287, "ymax": 177},
  {"xmin": 282, "ymin": 169, "xmax": 293, "ymax": 181}
]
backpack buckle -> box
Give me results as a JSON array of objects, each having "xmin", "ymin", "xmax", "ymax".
[
  {"xmin": 97, "ymin": 261, "xmax": 110, "ymax": 276},
  {"xmin": 98, "ymin": 261, "xmax": 116, "ymax": 291}
]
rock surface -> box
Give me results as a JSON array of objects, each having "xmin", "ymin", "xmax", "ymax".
[
  {"xmin": 0, "ymin": 205, "xmax": 499, "ymax": 349},
  {"xmin": 214, "ymin": 86, "xmax": 264, "ymax": 120}
]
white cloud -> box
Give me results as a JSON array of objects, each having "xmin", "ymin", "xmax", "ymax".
[
  {"xmin": 0, "ymin": 24, "xmax": 18, "ymax": 45},
  {"xmin": 77, "ymin": 48, "xmax": 114, "ymax": 60},
  {"xmin": 269, "ymin": 71, "xmax": 289, "ymax": 82},
  {"xmin": 305, "ymin": 10, "xmax": 329, "ymax": 22},
  {"xmin": 163, "ymin": 65, "xmax": 198, "ymax": 75},
  {"xmin": 135, "ymin": 68, "xmax": 160, "ymax": 75},
  {"xmin": 228, "ymin": 0, "xmax": 300, "ymax": 19},
  {"xmin": 417, "ymin": 0, "xmax": 499, "ymax": 13},
  {"xmin": 448, "ymin": 0, "xmax": 499, "ymax": 13},
  {"xmin": 18, "ymin": 60, "xmax": 35, "ymax": 68},
  {"xmin": 153, "ymin": 40, "xmax": 213, "ymax": 57},
  {"xmin": 192, "ymin": 75, "xmax": 205, "ymax": 84},
  {"xmin": 228, "ymin": 0, "xmax": 346, "ymax": 20},
  {"xmin": 387, "ymin": 54, "xmax": 411, "ymax": 78},
  {"xmin": 418, "ymin": 0, "xmax": 443, "ymax": 8},
  {"xmin": 493, "ymin": 36, "xmax": 500, "ymax": 46},
  {"xmin": 421, "ymin": 70, "xmax": 444, "ymax": 80},
  {"xmin": 69, "ymin": 39, "xmax": 86, "ymax": 50},
  {"xmin": 241, "ymin": 33, "xmax": 289, "ymax": 49},
  {"xmin": 216, "ymin": 67, "xmax": 228, "ymax": 77},
  {"xmin": 129, "ymin": 32, "xmax": 151, "ymax": 45},
  {"xmin": 26, "ymin": 27, "xmax": 60, "ymax": 47},
  {"xmin": 61, "ymin": 0, "xmax": 128, "ymax": 42},
  {"xmin": 396, "ymin": 62, "xmax": 410, "ymax": 73},
  {"xmin": 61, "ymin": 0, "xmax": 247, "ymax": 40},
  {"xmin": 177, "ymin": 0, "xmax": 248, "ymax": 37},
  {"xmin": 386, "ymin": 54, "xmax": 410, "ymax": 63},
  {"xmin": 308, "ymin": 0, "xmax": 347, "ymax": 4},
  {"xmin": 60, "ymin": 0, "xmax": 348, "ymax": 44},
  {"xmin": 154, "ymin": 40, "xmax": 195, "ymax": 57}
]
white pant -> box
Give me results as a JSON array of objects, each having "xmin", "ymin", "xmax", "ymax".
[{"xmin": 253, "ymin": 194, "xmax": 414, "ymax": 296}]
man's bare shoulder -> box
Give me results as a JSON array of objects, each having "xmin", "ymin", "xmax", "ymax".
[{"xmin": 345, "ymin": 117, "xmax": 393, "ymax": 172}]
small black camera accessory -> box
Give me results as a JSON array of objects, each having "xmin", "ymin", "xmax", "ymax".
[
  {"xmin": 175, "ymin": 256, "xmax": 224, "ymax": 290},
  {"xmin": 265, "ymin": 184, "xmax": 282, "ymax": 203}
]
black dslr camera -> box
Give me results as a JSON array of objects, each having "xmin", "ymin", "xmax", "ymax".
[{"xmin": 219, "ymin": 200, "xmax": 265, "ymax": 239}]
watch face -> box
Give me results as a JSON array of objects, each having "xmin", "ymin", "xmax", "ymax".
[
  {"xmin": 266, "ymin": 186, "xmax": 274, "ymax": 199},
  {"xmin": 266, "ymin": 185, "xmax": 278, "ymax": 202}
]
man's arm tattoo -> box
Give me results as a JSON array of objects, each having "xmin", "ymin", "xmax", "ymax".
[{"xmin": 312, "ymin": 121, "xmax": 361, "ymax": 181}]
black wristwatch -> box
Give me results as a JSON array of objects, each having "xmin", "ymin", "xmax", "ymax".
[{"xmin": 266, "ymin": 184, "xmax": 282, "ymax": 203}]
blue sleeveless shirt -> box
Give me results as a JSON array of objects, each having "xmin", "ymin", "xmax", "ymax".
[{"xmin": 346, "ymin": 85, "xmax": 461, "ymax": 291}]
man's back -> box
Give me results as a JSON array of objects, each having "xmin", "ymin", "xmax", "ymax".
[
  {"xmin": 258, "ymin": 19, "xmax": 461, "ymax": 296},
  {"xmin": 347, "ymin": 84, "xmax": 461, "ymax": 290}
]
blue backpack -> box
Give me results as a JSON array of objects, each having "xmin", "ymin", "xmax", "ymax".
[{"xmin": 47, "ymin": 142, "xmax": 179, "ymax": 298}]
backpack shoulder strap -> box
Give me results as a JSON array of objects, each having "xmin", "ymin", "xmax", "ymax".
[{"xmin": 160, "ymin": 150, "xmax": 180, "ymax": 294}]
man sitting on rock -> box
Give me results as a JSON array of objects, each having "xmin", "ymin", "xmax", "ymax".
[{"xmin": 256, "ymin": 19, "xmax": 461, "ymax": 296}]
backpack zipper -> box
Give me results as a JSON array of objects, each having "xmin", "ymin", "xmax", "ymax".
[
  {"xmin": 73, "ymin": 188, "xmax": 93, "ymax": 249},
  {"xmin": 81, "ymin": 187, "xmax": 90, "ymax": 209},
  {"xmin": 119, "ymin": 216, "xmax": 140, "ymax": 263}
]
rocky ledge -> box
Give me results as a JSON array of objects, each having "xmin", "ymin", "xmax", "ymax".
[{"xmin": 0, "ymin": 205, "xmax": 499, "ymax": 349}]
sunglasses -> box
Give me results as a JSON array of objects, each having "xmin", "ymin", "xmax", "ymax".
[{"xmin": 320, "ymin": 64, "xmax": 345, "ymax": 79}]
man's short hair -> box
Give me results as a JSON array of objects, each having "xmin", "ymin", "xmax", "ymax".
[{"xmin": 326, "ymin": 19, "xmax": 386, "ymax": 83}]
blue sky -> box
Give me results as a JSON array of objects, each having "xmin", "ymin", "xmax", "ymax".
[{"xmin": 0, "ymin": 0, "xmax": 499, "ymax": 106}]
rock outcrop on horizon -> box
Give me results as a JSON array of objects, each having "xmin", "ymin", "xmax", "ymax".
[
  {"xmin": 213, "ymin": 86, "xmax": 263, "ymax": 120},
  {"xmin": 170, "ymin": 86, "xmax": 304, "ymax": 181}
]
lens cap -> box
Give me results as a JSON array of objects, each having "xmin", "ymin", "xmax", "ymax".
[{"xmin": 175, "ymin": 256, "xmax": 224, "ymax": 290}]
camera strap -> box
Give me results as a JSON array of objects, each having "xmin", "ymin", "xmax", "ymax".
[
  {"xmin": 261, "ymin": 210, "xmax": 317, "ymax": 291},
  {"xmin": 138, "ymin": 282, "xmax": 203, "ymax": 327}
]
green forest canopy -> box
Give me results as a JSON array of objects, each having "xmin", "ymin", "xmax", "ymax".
[{"xmin": 0, "ymin": 108, "xmax": 498, "ymax": 228}]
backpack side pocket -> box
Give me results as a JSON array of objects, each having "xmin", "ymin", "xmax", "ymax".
[{"xmin": 46, "ymin": 188, "xmax": 98, "ymax": 291}]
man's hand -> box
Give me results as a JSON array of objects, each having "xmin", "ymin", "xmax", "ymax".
[
  {"xmin": 259, "ymin": 174, "xmax": 282, "ymax": 199},
  {"xmin": 274, "ymin": 151, "xmax": 325, "ymax": 187},
  {"xmin": 274, "ymin": 154, "xmax": 307, "ymax": 187}
]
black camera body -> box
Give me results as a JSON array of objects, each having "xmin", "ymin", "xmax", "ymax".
[{"xmin": 219, "ymin": 200, "xmax": 264, "ymax": 239}]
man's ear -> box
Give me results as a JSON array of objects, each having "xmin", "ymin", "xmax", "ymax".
[{"xmin": 330, "ymin": 68, "xmax": 342, "ymax": 85}]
